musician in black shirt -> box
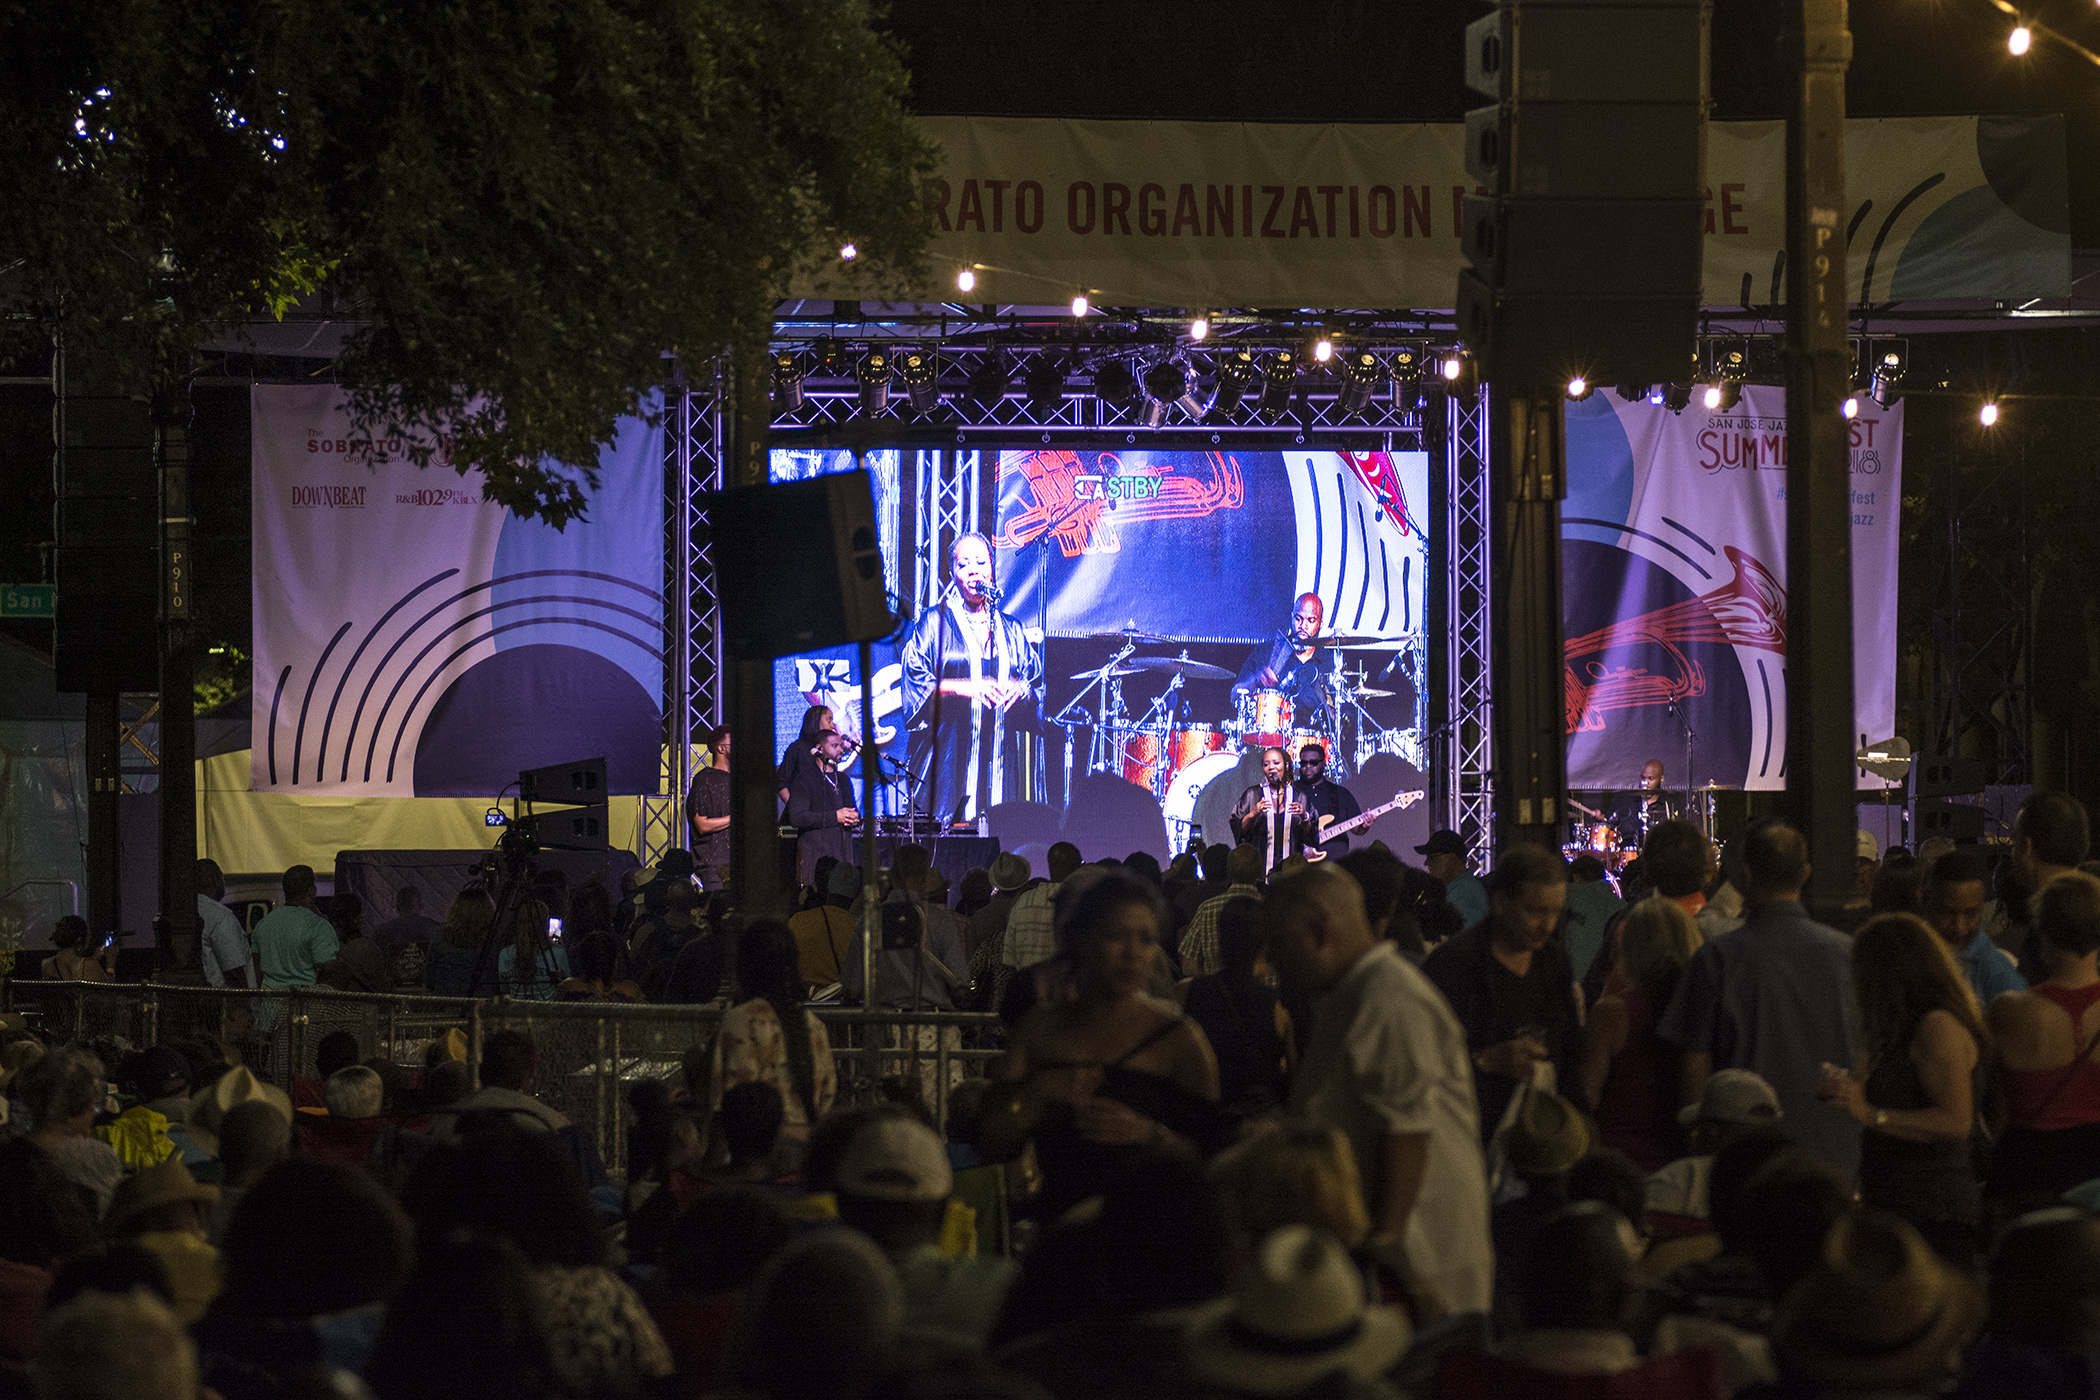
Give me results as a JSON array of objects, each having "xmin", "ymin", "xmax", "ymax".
[
  {"xmin": 1297, "ymin": 741, "xmax": 1362, "ymax": 860},
  {"xmin": 1232, "ymin": 592, "xmax": 1330, "ymax": 727}
]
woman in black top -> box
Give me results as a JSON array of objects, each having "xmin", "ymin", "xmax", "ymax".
[
  {"xmin": 1179, "ymin": 897, "xmax": 1294, "ymax": 1119},
  {"xmin": 1819, "ymin": 912, "xmax": 1990, "ymax": 1265}
]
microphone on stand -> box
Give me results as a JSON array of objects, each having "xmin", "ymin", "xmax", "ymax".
[{"xmin": 981, "ymin": 582, "xmax": 1005, "ymax": 604}]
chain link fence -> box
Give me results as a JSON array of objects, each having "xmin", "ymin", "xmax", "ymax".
[{"xmin": 11, "ymin": 981, "xmax": 1004, "ymax": 1177}]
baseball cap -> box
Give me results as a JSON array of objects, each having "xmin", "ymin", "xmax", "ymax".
[
  {"xmin": 836, "ymin": 1116, "xmax": 953, "ymax": 1203},
  {"xmin": 828, "ymin": 863, "xmax": 864, "ymax": 899},
  {"xmin": 1856, "ymin": 830, "xmax": 1879, "ymax": 861},
  {"xmin": 1415, "ymin": 830, "xmax": 1466, "ymax": 858},
  {"xmin": 1679, "ymin": 1067, "xmax": 1783, "ymax": 1127}
]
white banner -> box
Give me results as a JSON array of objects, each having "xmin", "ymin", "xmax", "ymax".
[
  {"xmin": 1563, "ymin": 388, "xmax": 1901, "ymax": 791},
  {"xmin": 250, "ymin": 387, "xmax": 665, "ymax": 798}
]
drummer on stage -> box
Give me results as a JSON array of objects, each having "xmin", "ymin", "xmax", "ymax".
[
  {"xmin": 1298, "ymin": 741, "xmax": 1363, "ymax": 861},
  {"xmin": 1232, "ymin": 592, "xmax": 1330, "ymax": 725},
  {"xmin": 1230, "ymin": 747, "xmax": 1319, "ymax": 875},
  {"xmin": 1614, "ymin": 758, "xmax": 1679, "ymax": 849}
]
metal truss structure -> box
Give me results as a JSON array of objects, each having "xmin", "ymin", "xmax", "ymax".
[
  {"xmin": 657, "ymin": 365, "xmax": 727, "ymax": 863},
  {"xmin": 913, "ymin": 448, "xmax": 981, "ymax": 613},
  {"xmin": 1443, "ymin": 389, "xmax": 1495, "ymax": 868},
  {"xmin": 1929, "ymin": 430, "xmax": 2030, "ymax": 784}
]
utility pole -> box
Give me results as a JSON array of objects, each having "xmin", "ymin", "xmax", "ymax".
[{"xmin": 1782, "ymin": 0, "xmax": 1858, "ymax": 923}]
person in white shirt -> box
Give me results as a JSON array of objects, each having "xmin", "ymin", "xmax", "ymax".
[
  {"xmin": 195, "ymin": 859, "xmax": 252, "ymax": 989},
  {"xmin": 1264, "ymin": 862, "xmax": 1493, "ymax": 1314}
]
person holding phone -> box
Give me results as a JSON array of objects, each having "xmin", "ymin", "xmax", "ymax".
[{"xmin": 43, "ymin": 916, "xmax": 115, "ymax": 982}]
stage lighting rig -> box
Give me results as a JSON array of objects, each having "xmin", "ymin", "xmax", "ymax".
[
  {"xmin": 1337, "ymin": 349, "xmax": 1385, "ymax": 414},
  {"xmin": 1258, "ymin": 350, "xmax": 1300, "ymax": 420},
  {"xmin": 966, "ymin": 350, "xmax": 1012, "ymax": 407},
  {"xmin": 1144, "ymin": 357, "xmax": 1206, "ymax": 425},
  {"xmin": 1024, "ymin": 354, "xmax": 1066, "ymax": 411},
  {"xmin": 1209, "ymin": 349, "xmax": 1259, "ymax": 419},
  {"xmin": 1870, "ymin": 341, "xmax": 1908, "ymax": 408},
  {"xmin": 1699, "ymin": 342, "xmax": 1748, "ymax": 413},
  {"xmin": 1094, "ymin": 357, "xmax": 1142, "ymax": 412},
  {"xmin": 1662, "ymin": 382, "xmax": 1694, "ymax": 414},
  {"xmin": 1564, "ymin": 376, "xmax": 1594, "ymax": 402},
  {"xmin": 855, "ymin": 348, "xmax": 893, "ymax": 415},
  {"xmin": 1388, "ymin": 345, "xmax": 1426, "ymax": 409},
  {"xmin": 815, "ymin": 337, "xmax": 848, "ymax": 377},
  {"xmin": 1437, "ymin": 349, "xmax": 1477, "ymax": 397},
  {"xmin": 770, "ymin": 352, "xmax": 805, "ymax": 416},
  {"xmin": 1617, "ymin": 384, "xmax": 1650, "ymax": 404},
  {"xmin": 895, "ymin": 349, "xmax": 941, "ymax": 415}
]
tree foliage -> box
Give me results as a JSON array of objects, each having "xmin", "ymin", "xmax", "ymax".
[{"xmin": 0, "ymin": 0, "xmax": 935, "ymax": 523}]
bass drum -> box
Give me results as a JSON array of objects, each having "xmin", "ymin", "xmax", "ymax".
[
  {"xmin": 1162, "ymin": 751, "xmax": 1245, "ymax": 854},
  {"xmin": 1119, "ymin": 729, "xmax": 1166, "ymax": 795}
]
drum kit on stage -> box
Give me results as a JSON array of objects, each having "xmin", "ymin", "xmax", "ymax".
[
  {"xmin": 1563, "ymin": 783, "xmax": 1739, "ymax": 888},
  {"xmin": 1051, "ymin": 625, "xmax": 1426, "ymax": 844}
]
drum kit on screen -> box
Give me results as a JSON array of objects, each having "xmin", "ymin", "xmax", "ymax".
[{"xmin": 1050, "ymin": 625, "xmax": 1425, "ymax": 833}]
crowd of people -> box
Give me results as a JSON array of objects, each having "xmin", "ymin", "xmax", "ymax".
[{"xmin": 16, "ymin": 791, "xmax": 2100, "ymax": 1399}]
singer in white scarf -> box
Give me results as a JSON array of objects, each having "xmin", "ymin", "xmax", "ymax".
[
  {"xmin": 900, "ymin": 532, "xmax": 1044, "ymax": 826},
  {"xmin": 1229, "ymin": 746, "xmax": 1320, "ymax": 875}
]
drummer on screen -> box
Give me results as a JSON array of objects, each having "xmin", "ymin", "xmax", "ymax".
[
  {"xmin": 1232, "ymin": 592, "xmax": 1329, "ymax": 726},
  {"xmin": 1230, "ymin": 746, "xmax": 1319, "ymax": 875}
]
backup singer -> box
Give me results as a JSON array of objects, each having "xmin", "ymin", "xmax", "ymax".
[
  {"xmin": 786, "ymin": 731, "xmax": 860, "ymax": 888},
  {"xmin": 1297, "ymin": 742, "xmax": 1363, "ymax": 860},
  {"xmin": 899, "ymin": 532, "xmax": 1043, "ymax": 826},
  {"xmin": 1230, "ymin": 747, "xmax": 1319, "ymax": 874},
  {"xmin": 1231, "ymin": 592, "xmax": 1330, "ymax": 726}
]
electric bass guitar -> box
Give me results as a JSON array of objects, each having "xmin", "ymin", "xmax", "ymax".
[{"xmin": 1304, "ymin": 790, "xmax": 1427, "ymax": 860}]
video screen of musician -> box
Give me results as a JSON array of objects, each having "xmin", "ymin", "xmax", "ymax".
[{"xmin": 765, "ymin": 446, "xmax": 1431, "ymax": 858}]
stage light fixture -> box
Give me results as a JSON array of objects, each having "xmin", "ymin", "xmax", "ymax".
[
  {"xmin": 1662, "ymin": 382, "xmax": 1694, "ymax": 414},
  {"xmin": 1024, "ymin": 354, "xmax": 1066, "ymax": 411},
  {"xmin": 1144, "ymin": 357, "xmax": 1206, "ymax": 424},
  {"xmin": 1646, "ymin": 385, "xmax": 1667, "ymax": 406},
  {"xmin": 1071, "ymin": 294, "xmax": 1090, "ymax": 317},
  {"xmin": 1338, "ymin": 350, "xmax": 1385, "ymax": 414},
  {"xmin": 956, "ymin": 268, "xmax": 977, "ymax": 293},
  {"xmin": 966, "ymin": 350, "xmax": 1012, "ymax": 407},
  {"xmin": 1094, "ymin": 357, "xmax": 1141, "ymax": 411},
  {"xmin": 839, "ymin": 242, "xmax": 858, "ymax": 261},
  {"xmin": 1980, "ymin": 400, "xmax": 2000, "ymax": 426},
  {"xmin": 1616, "ymin": 384, "xmax": 1649, "ymax": 403},
  {"xmin": 1437, "ymin": 350, "xmax": 1477, "ymax": 396},
  {"xmin": 1190, "ymin": 315, "xmax": 1210, "ymax": 342},
  {"xmin": 895, "ymin": 349, "xmax": 940, "ymax": 415},
  {"xmin": 1258, "ymin": 350, "xmax": 1300, "ymax": 420},
  {"xmin": 2010, "ymin": 24, "xmax": 2032, "ymax": 54},
  {"xmin": 1565, "ymin": 376, "xmax": 1593, "ymax": 402},
  {"xmin": 1313, "ymin": 336, "xmax": 1335, "ymax": 363},
  {"xmin": 770, "ymin": 352, "xmax": 805, "ymax": 416},
  {"xmin": 1701, "ymin": 382, "xmax": 1741, "ymax": 412},
  {"xmin": 1209, "ymin": 349, "xmax": 1258, "ymax": 419},
  {"xmin": 1869, "ymin": 343, "xmax": 1907, "ymax": 408},
  {"xmin": 854, "ymin": 348, "xmax": 892, "ymax": 414},
  {"xmin": 1842, "ymin": 396, "xmax": 1860, "ymax": 419}
]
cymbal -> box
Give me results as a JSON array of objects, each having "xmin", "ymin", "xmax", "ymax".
[
  {"xmin": 1692, "ymin": 782, "xmax": 1740, "ymax": 792},
  {"xmin": 1349, "ymin": 685, "xmax": 1396, "ymax": 698},
  {"xmin": 1090, "ymin": 625, "xmax": 1170, "ymax": 642},
  {"xmin": 1068, "ymin": 664, "xmax": 1142, "ymax": 679},
  {"xmin": 1124, "ymin": 653, "xmax": 1234, "ymax": 679},
  {"xmin": 1328, "ymin": 634, "xmax": 1422, "ymax": 650}
]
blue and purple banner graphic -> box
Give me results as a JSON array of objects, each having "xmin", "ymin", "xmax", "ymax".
[
  {"xmin": 251, "ymin": 386, "xmax": 665, "ymax": 798},
  {"xmin": 1562, "ymin": 388, "xmax": 1902, "ymax": 792}
]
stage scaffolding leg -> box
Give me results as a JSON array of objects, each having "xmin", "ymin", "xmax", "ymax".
[
  {"xmin": 1488, "ymin": 390, "xmax": 1568, "ymax": 853},
  {"xmin": 1443, "ymin": 388, "xmax": 1496, "ymax": 871}
]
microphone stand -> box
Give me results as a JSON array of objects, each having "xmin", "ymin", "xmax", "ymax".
[
  {"xmin": 1029, "ymin": 494, "xmax": 1092, "ymax": 809},
  {"xmin": 1667, "ymin": 699, "xmax": 1697, "ymax": 825}
]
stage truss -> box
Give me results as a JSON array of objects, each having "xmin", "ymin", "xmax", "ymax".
[{"xmin": 662, "ymin": 324, "xmax": 1494, "ymax": 858}]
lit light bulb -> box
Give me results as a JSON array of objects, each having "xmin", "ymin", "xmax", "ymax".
[
  {"xmin": 839, "ymin": 242, "xmax": 858, "ymax": 261},
  {"xmin": 1189, "ymin": 316, "xmax": 1210, "ymax": 342},
  {"xmin": 1070, "ymin": 294, "xmax": 1089, "ymax": 318},
  {"xmin": 1440, "ymin": 355, "xmax": 1462, "ymax": 381},
  {"xmin": 2009, "ymin": 24, "xmax": 2032, "ymax": 54},
  {"xmin": 1980, "ymin": 401, "xmax": 2000, "ymax": 426},
  {"xmin": 1313, "ymin": 338, "xmax": 1334, "ymax": 362},
  {"xmin": 956, "ymin": 268, "xmax": 976, "ymax": 292},
  {"xmin": 1702, "ymin": 385, "xmax": 1723, "ymax": 410},
  {"xmin": 1567, "ymin": 376, "xmax": 1588, "ymax": 398},
  {"xmin": 1842, "ymin": 396, "xmax": 1859, "ymax": 419}
]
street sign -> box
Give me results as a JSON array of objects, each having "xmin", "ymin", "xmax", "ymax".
[{"xmin": 0, "ymin": 584, "xmax": 54, "ymax": 618}]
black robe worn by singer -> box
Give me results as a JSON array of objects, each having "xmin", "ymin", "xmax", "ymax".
[{"xmin": 900, "ymin": 594, "xmax": 1042, "ymax": 825}]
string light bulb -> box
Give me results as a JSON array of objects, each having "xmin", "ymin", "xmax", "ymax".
[
  {"xmin": 1842, "ymin": 396, "xmax": 1859, "ymax": 419},
  {"xmin": 839, "ymin": 242, "xmax": 858, "ymax": 262},
  {"xmin": 956, "ymin": 268, "xmax": 976, "ymax": 293},
  {"xmin": 1565, "ymin": 376, "xmax": 1593, "ymax": 401},
  {"xmin": 1312, "ymin": 337, "xmax": 1334, "ymax": 363},
  {"xmin": 2010, "ymin": 24, "xmax": 2033, "ymax": 54},
  {"xmin": 1980, "ymin": 401, "xmax": 2000, "ymax": 426},
  {"xmin": 1189, "ymin": 315, "xmax": 1210, "ymax": 342},
  {"xmin": 1070, "ymin": 294, "xmax": 1089, "ymax": 318}
]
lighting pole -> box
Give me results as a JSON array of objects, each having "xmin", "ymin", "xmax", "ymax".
[{"xmin": 1783, "ymin": 0, "xmax": 1859, "ymax": 923}]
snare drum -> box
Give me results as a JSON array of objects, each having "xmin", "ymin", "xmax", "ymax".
[
  {"xmin": 1586, "ymin": 822, "xmax": 1621, "ymax": 857},
  {"xmin": 1119, "ymin": 730, "xmax": 1166, "ymax": 792},
  {"xmin": 1238, "ymin": 689, "xmax": 1294, "ymax": 749},
  {"xmin": 1168, "ymin": 725, "xmax": 1230, "ymax": 772}
]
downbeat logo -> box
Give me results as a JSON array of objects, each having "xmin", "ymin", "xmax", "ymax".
[{"xmin": 289, "ymin": 485, "xmax": 367, "ymax": 509}]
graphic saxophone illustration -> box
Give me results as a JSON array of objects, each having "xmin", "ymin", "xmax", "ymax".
[{"xmin": 1564, "ymin": 546, "xmax": 1789, "ymax": 734}]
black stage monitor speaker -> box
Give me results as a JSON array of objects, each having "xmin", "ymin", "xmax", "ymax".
[
  {"xmin": 1915, "ymin": 798, "xmax": 1987, "ymax": 841},
  {"xmin": 712, "ymin": 471, "xmax": 893, "ymax": 660},
  {"xmin": 519, "ymin": 756, "xmax": 606, "ymax": 805},
  {"xmin": 1912, "ymin": 756, "xmax": 1989, "ymax": 800},
  {"xmin": 521, "ymin": 804, "xmax": 609, "ymax": 850}
]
